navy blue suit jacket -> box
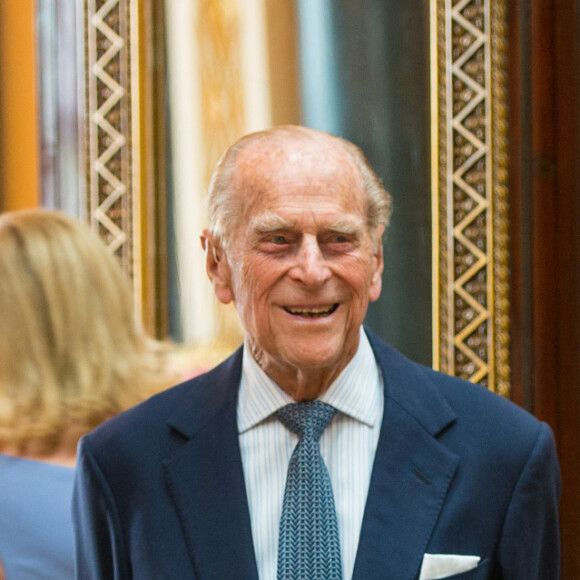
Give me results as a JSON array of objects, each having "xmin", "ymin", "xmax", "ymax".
[{"xmin": 73, "ymin": 330, "xmax": 560, "ymax": 579}]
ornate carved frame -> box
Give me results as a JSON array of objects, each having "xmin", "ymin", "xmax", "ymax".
[
  {"xmin": 80, "ymin": 0, "xmax": 510, "ymax": 393},
  {"xmin": 431, "ymin": 0, "xmax": 510, "ymax": 394},
  {"xmin": 84, "ymin": 0, "xmax": 143, "ymax": 314}
]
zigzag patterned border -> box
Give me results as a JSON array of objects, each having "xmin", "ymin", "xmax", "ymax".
[
  {"xmin": 433, "ymin": 0, "xmax": 510, "ymax": 394},
  {"xmin": 84, "ymin": 0, "xmax": 141, "ymax": 292}
]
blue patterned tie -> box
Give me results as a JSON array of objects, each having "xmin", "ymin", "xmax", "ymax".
[{"xmin": 276, "ymin": 401, "xmax": 343, "ymax": 580}]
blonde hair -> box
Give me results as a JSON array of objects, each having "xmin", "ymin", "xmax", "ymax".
[
  {"xmin": 0, "ymin": 209, "xmax": 176, "ymax": 454},
  {"xmin": 207, "ymin": 125, "xmax": 393, "ymax": 249}
]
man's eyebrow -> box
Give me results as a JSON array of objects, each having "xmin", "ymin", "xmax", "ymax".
[
  {"xmin": 249, "ymin": 213, "xmax": 293, "ymax": 233},
  {"xmin": 327, "ymin": 219, "xmax": 364, "ymax": 235},
  {"xmin": 248, "ymin": 213, "xmax": 364, "ymax": 234}
]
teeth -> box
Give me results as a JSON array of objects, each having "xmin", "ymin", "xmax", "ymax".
[
  {"xmin": 290, "ymin": 307, "xmax": 330, "ymax": 314},
  {"xmin": 285, "ymin": 305, "xmax": 337, "ymax": 317}
]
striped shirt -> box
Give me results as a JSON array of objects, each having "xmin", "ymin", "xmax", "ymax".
[{"xmin": 238, "ymin": 327, "xmax": 384, "ymax": 580}]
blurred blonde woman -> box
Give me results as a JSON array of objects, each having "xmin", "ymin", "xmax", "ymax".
[{"xmin": 0, "ymin": 209, "xmax": 178, "ymax": 579}]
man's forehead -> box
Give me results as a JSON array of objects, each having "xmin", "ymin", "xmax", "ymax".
[
  {"xmin": 226, "ymin": 133, "xmax": 367, "ymax": 226},
  {"xmin": 231, "ymin": 149, "xmax": 362, "ymax": 210},
  {"xmin": 235, "ymin": 134, "xmax": 355, "ymax": 172}
]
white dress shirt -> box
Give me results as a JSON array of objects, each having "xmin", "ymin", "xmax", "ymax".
[{"xmin": 238, "ymin": 327, "xmax": 384, "ymax": 580}]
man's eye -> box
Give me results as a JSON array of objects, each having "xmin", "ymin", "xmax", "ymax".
[
  {"xmin": 327, "ymin": 234, "xmax": 351, "ymax": 245},
  {"xmin": 271, "ymin": 235, "xmax": 288, "ymax": 245}
]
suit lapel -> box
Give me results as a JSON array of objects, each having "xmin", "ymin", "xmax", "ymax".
[
  {"xmin": 164, "ymin": 350, "xmax": 259, "ymax": 580},
  {"xmin": 352, "ymin": 331, "xmax": 459, "ymax": 580}
]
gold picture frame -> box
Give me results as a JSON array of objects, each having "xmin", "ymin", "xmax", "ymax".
[
  {"xmin": 431, "ymin": 0, "xmax": 510, "ymax": 395},
  {"xmin": 81, "ymin": 0, "xmax": 510, "ymax": 393}
]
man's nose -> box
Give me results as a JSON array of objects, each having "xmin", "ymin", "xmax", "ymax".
[{"xmin": 288, "ymin": 235, "xmax": 331, "ymax": 286}]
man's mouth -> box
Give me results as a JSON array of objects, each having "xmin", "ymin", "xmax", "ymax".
[{"xmin": 283, "ymin": 304, "xmax": 339, "ymax": 318}]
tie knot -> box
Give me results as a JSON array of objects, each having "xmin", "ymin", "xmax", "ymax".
[{"xmin": 276, "ymin": 401, "xmax": 336, "ymax": 441}]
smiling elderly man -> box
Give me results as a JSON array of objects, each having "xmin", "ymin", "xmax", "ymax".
[{"xmin": 73, "ymin": 126, "xmax": 560, "ymax": 580}]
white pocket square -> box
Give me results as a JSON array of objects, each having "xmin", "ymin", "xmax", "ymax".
[{"xmin": 419, "ymin": 553, "xmax": 481, "ymax": 579}]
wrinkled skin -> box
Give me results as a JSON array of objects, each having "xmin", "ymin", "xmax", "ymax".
[{"xmin": 201, "ymin": 135, "xmax": 384, "ymax": 400}]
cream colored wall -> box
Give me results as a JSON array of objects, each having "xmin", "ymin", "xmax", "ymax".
[
  {"xmin": 164, "ymin": 0, "xmax": 291, "ymax": 346},
  {"xmin": 0, "ymin": 0, "xmax": 39, "ymax": 211}
]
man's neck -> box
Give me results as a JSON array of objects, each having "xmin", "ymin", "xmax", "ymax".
[
  {"xmin": 247, "ymin": 335, "xmax": 362, "ymax": 401},
  {"xmin": 266, "ymin": 366, "xmax": 345, "ymax": 401}
]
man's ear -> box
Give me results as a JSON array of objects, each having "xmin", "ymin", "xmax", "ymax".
[
  {"xmin": 369, "ymin": 225, "xmax": 385, "ymax": 303},
  {"xmin": 200, "ymin": 229, "xmax": 234, "ymax": 304}
]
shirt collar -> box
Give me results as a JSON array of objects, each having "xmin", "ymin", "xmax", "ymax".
[{"xmin": 237, "ymin": 327, "xmax": 382, "ymax": 434}]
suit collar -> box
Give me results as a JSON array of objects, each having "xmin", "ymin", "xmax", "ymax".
[
  {"xmin": 353, "ymin": 329, "xmax": 459, "ymax": 579},
  {"xmin": 164, "ymin": 347, "xmax": 260, "ymax": 580},
  {"xmin": 366, "ymin": 327, "xmax": 457, "ymax": 436},
  {"xmin": 167, "ymin": 330, "xmax": 457, "ymax": 439},
  {"xmin": 166, "ymin": 347, "xmax": 243, "ymax": 440}
]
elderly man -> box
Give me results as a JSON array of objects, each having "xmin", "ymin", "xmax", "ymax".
[{"xmin": 73, "ymin": 126, "xmax": 560, "ymax": 579}]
